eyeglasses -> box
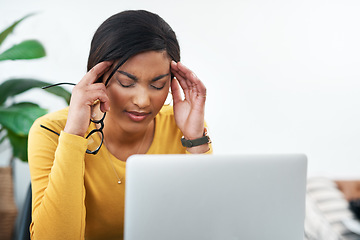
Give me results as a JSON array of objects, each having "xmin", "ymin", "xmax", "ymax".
[{"xmin": 40, "ymin": 82, "xmax": 106, "ymax": 155}]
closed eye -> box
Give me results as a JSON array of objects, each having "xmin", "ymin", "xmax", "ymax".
[
  {"xmin": 116, "ymin": 71, "xmax": 169, "ymax": 90},
  {"xmin": 115, "ymin": 75, "xmax": 135, "ymax": 88},
  {"xmin": 151, "ymin": 83, "xmax": 166, "ymax": 90},
  {"xmin": 117, "ymin": 71, "xmax": 137, "ymax": 88},
  {"xmin": 119, "ymin": 80, "xmax": 135, "ymax": 88},
  {"xmin": 150, "ymin": 74, "xmax": 170, "ymax": 90}
]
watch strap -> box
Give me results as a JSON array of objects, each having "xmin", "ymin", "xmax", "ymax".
[{"xmin": 181, "ymin": 128, "xmax": 211, "ymax": 148}]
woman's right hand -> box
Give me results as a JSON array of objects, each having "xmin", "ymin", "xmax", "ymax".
[{"xmin": 64, "ymin": 61, "xmax": 112, "ymax": 137}]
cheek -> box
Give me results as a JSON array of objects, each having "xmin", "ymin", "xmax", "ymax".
[
  {"xmin": 154, "ymin": 86, "xmax": 170, "ymax": 106},
  {"xmin": 107, "ymin": 87, "xmax": 127, "ymax": 108}
]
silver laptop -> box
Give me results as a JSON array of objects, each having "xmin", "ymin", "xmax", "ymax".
[{"xmin": 124, "ymin": 154, "xmax": 307, "ymax": 240}]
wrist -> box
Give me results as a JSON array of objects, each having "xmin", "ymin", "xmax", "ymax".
[
  {"xmin": 182, "ymin": 130, "xmax": 204, "ymax": 141},
  {"xmin": 186, "ymin": 143, "xmax": 210, "ymax": 154},
  {"xmin": 181, "ymin": 127, "xmax": 211, "ymax": 149},
  {"xmin": 64, "ymin": 125, "xmax": 86, "ymax": 137}
]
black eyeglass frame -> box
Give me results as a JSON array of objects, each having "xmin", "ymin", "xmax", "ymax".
[
  {"xmin": 85, "ymin": 112, "xmax": 106, "ymax": 154},
  {"xmin": 40, "ymin": 82, "xmax": 109, "ymax": 155},
  {"xmin": 40, "ymin": 112, "xmax": 106, "ymax": 155}
]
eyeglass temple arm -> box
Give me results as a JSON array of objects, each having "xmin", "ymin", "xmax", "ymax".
[
  {"xmin": 40, "ymin": 125, "xmax": 60, "ymax": 136},
  {"xmin": 40, "ymin": 124, "xmax": 102, "ymax": 155},
  {"xmin": 42, "ymin": 82, "xmax": 76, "ymax": 89}
]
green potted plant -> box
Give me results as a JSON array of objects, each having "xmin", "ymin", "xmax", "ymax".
[{"xmin": 0, "ymin": 14, "xmax": 71, "ymax": 240}]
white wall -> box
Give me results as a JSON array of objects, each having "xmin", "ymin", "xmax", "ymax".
[{"xmin": 2, "ymin": 0, "xmax": 360, "ymax": 209}]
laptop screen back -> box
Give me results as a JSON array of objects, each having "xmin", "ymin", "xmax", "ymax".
[{"xmin": 124, "ymin": 154, "xmax": 307, "ymax": 240}]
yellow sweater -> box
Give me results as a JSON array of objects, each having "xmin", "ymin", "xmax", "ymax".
[{"xmin": 28, "ymin": 105, "xmax": 211, "ymax": 239}]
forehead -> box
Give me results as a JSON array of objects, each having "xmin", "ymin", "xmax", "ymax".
[{"xmin": 120, "ymin": 51, "xmax": 171, "ymax": 72}]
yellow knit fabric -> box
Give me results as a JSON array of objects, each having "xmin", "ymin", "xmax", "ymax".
[{"xmin": 28, "ymin": 105, "xmax": 212, "ymax": 239}]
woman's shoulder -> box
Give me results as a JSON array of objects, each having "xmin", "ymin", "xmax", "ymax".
[
  {"xmin": 31, "ymin": 107, "xmax": 69, "ymax": 132},
  {"xmin": 154, "ymin": 105, "xmax": 181, "ymax": 134},
  {"xmin": 35, "ymin": 107, "xmax": 69, "ymax": 123},
  {"xmin": 150, "ymin": 105, "xmax": 184, "ymax": 154},
  {"xmin": 157, "ymin": 105, "xmax": 174, "ymax": 118},
  {"xmin": 156, "ymin": 105, "xmax": 177, "ymax": 125}
]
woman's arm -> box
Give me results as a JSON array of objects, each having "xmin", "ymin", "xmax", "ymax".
[
  {"xmin": 28, "ymin": 118, "xmax": 88, "ymax": 239},
  {"xmin": 170, "ymin": 61, "xmax": 211, "ymax": 153},
  {"xmin": 28, "ymin": 61, "xmax": 112, "ymax": 239}
]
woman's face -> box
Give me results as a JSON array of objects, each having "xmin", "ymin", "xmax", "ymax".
[{"xmin": 104, "ymin": 50, "xmax": 172, "ymax": 133}]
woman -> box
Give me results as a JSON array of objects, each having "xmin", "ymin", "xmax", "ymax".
[{"xmin": 28, "ymin": 10, "xmax": 212, "ymax": 239}]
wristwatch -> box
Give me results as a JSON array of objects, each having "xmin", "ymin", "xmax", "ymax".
[{"xmin": 181, "ymin": 128, "xmax": 211, "ymax": 148}]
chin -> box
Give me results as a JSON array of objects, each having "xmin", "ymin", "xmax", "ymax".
[{"xmin": 122, "ymin": 117, "xmax": 154, "ymax": 134}]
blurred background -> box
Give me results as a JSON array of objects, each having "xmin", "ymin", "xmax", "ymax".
[{"xmin": 1, "ymin": 0, "xmax": 360, "ymax": 212}]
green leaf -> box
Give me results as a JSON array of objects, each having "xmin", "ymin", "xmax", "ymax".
[
  {"xmin": 0, "ymin": 78, "xmax": 71, "ymax": 105},
  {"xmin": 0, "ymin": 40, "xmax": 46, "ymax": 61},
  {"xmin": 0, "ymin": 13, "xmax": 35, "ymax": 47},
  {"xmin": 0, "ymin": 102, "xmax": 47, "ymax": 136},
  {"xmin": 0, "ymin": 135, "xmax": 6, "ymax": 145},
  {"xmin": 7, "ymin": 129, "xmax": 28, "ymax": 162}
]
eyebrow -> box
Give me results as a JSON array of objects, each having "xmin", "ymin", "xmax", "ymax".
[{"xmin": 118, "ymin": 70, "xmax": 169, "ymax": 82}]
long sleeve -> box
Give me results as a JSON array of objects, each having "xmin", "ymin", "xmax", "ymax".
[
  {"xmin": 27, "ymin": 105, "xmax": 212, "ymax": 239},
  {"xmin": 28, "ymin": 118, "xmax": 88, "ymax": 239}
]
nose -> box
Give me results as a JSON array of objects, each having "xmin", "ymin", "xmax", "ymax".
[{"xmin": 132, "ymin": 87, "xmax": 151, "ymax": 109}]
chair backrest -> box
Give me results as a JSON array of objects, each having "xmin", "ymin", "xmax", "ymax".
[{"xmin": 15, "ymin": 184, "xmax": 31, "ymax": 240}]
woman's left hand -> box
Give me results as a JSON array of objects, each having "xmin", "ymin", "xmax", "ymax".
[{"xmin": 170, "ymin": 61, "xmax": 209, "ymax": 153}]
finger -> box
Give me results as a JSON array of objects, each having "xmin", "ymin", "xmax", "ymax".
[
  {"xmin": 85, "ymin": 89, "xmax": 110, "ymax": 111},
  {"xmin": 171, "ymin": 62, "xmax": 191, "ymax": 89},
  {"xmin": 177, "ymin": 62, "xmax": 207, "ymax": 98},
  {"xmin": 172, "ymin": 70, "xmax": 188, "ymax": 89},
  {"xmin": 172, "ymin": 61, "xmax": 207, "ymax": 100},
  {"xmin": 174, "ymin": 62, "xmax": 199, "ymax": 90},
  {"xmin": 171, "ymin": 61, "xmax": 186, "ymax": 79},
  {"xmin": 78, "ymin": 61, "xmax": 113, "ymax": 87},
  {"xmin": 100, "ymin": 101, "xmax": 110, "ymax": 113},
  {"xmin": 176, "ymin": 61, "xmax": 194, "ymax": 73},
  {"xmin": 191, "ymin": 75, "xmax": 207, "ymax": 99},
  {"xmin": 72, "ymin": 83, "xmax": 108, "ymax": 105},
  {"xmin": 172, "ymin": 70, "xmax": 191, "ymax": 98},
  {"xmin": 84, "ymin": 82, "xmax": 108, "ymax": 92},
  {"xmin": 170, "ymin": 60, "xmax": 178, "ymax": 71},
  {"xmin": 175, "ymin": 62, "xmax": 192, "ymax": 79},
  {"xmin": 171, "ymin": 78, "xmax": 183, "ymax": 105},
  {"xmin": 178, "ymin": 62, "xmax": 199, "ymax": 86}
]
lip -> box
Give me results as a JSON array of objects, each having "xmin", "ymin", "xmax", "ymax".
[{"xmin": 125, "ymin": 111, "xmax": 151, "ymax": 122}]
